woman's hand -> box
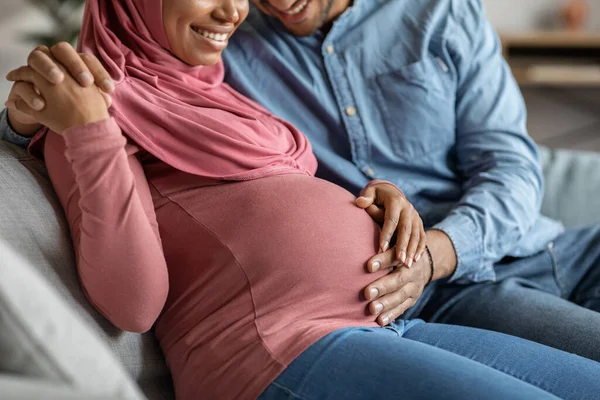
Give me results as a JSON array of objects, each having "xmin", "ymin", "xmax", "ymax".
[
  {"xmin": 5, "ymin": 85, "xmax": 42, "ymax": 136},
  {"xmin": 356, "ymin": 182, "xmax": 426, "ymax": 267},
  {"xmin": 4, "ymin": 43, "xmax": 113, "ymax": 135},
  {"xmin": 5, "ymin": 64, "xmax": 109, "ymax": 134}
]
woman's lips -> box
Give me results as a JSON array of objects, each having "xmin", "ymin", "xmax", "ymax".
[
  {"xmin": 190, "ymin": 26, "xmax": 229, "ymax": 50},
  {"xmin": 191, "ymin": 26, "xmax": 229, "ymax": 42}
]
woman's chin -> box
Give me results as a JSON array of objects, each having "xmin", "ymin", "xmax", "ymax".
[{"xmin": 181, "ymin": 53, "xmax": 222, "ymax": 67}]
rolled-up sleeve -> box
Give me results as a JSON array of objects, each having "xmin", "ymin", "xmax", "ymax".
[
  {"xmin": 0, "ymin": 109, "xmax": 33, "ymax": 148},
  {"xmin": 433, "ymin": 0, "xmax": 544, "ymax": 283}
]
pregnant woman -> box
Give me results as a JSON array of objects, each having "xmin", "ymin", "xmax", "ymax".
[{"xmin": 4, "ymin": 0, "xmax": 600, "ymax": 399}]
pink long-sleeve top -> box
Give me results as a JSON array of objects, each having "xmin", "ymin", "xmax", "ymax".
[{"xmin": 38, "ymin": 118, "xmax": 388, "ymax": 399}]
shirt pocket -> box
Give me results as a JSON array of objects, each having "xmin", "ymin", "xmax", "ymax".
[{"xmin": 373, "ymin": 56, "xmax": 456, "ymax": 160}]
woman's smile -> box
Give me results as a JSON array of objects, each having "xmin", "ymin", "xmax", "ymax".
[
  {"xmin": 190, "ymin": 25, "xmax": 233, "ymax": 51},
  {"xmin": 164, "ymin": 0, "xmax": 248, "ymax": 66}
]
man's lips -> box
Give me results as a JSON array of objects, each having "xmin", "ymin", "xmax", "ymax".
[
  {"xmin": 271, "ymin": 0, "xmax": 312, "ymax": 24},
  {"xmin": 276, "ymin": 0, "xmax": 310, "ymax": 15}
]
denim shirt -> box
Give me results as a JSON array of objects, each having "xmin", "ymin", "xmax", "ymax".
[
  {"xmin": 1, "ymin": 0, "xmax": 564, "ymax": 284},
  {"xmin": 0, "ymin": 110, "xmax": 33, "ymax": 148},
  {"xmin": 222, "ymin": 0, "xmax": 564, "ymax": 283}
]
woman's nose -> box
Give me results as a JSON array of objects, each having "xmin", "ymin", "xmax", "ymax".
[{"xmin": 213, "ymin": 0, "xmax": 241, "ymax": 24}]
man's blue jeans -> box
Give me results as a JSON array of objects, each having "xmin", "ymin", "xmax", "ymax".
[
  {"xmin": 420, "ymin": 222, "xmax": 600, "ymax": 362},
  {"xmin": 259, "ymin": 321, "xmax": 600, "ymax": 399}
]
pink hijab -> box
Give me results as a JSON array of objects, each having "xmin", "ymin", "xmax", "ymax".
[{"xmin": 76, "ymin": 0, "xmax": 317, "ymax": 180}]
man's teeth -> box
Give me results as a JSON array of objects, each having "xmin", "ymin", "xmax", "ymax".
[
  {"xmin": 191, "ymin": 27, "xmax": 228, "ymax": 42},
  {"xmin": 284, "ymin": 0, "xmax": 309, "ymax": 15}
]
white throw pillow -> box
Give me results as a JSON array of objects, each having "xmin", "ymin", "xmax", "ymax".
[{"xmin": 0, "ymin": 239, "xmax": 145, "ymax": 400}]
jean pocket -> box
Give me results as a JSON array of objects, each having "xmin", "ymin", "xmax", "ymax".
[{"xmin": 373, "ymin": 57, "xmax": 456, "ymax": 160}]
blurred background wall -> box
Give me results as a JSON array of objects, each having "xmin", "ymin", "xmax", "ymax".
[
  {"xmin": 0, "ymin": 0, "xmax": 50, "ymax": 102},
  {"xmin": 1, "ymin": 0, "xmax": 599, "ymax": 151},
  {"xmin": 483, "ymin": 0, "xmax": 600, "ymax": 151},
  {"xmin": 485, "ymin": 0, "xmax": 600, "ymax": 31}
]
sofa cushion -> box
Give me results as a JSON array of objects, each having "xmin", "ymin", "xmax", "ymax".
[
  {"xmin": 0, "ymin": 141, "xmax": 173, "ymax": 400},
  {"xmin": 0, "ymin": 239, "xmax": 144, "ymax": 399},
  {"xmin": 539, "ymin": 146, "xmax": 600, "ymax": 228},
  {"xmin": 0, "ymin": 375, "xmax": 130, "ymax": 400}
]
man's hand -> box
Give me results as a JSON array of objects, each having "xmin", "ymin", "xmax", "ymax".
[
  {"xmin": 363, "ymin": 246, "xmax": 431, "ymax": 325},
  {"xmin": 364, "ymin": 229, "xmax": 458, "ymax": 326},
  {"xmin": 4, "ymin": 43, "xmax": 114, "ymax": 136}
]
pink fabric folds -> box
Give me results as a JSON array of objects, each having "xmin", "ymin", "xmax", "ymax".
[{"xmin": 77, "ymin": 0, "xmax": 317, "ymax": 180}]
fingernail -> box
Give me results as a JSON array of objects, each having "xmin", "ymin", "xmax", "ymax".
[
  {"xmin": 374, "ymin": 303, "xmax": 383, "ymax": 314},
  {"xmin": 32, "ymin": 98, "xmax": 44, "ymax": 110},
  {"xmin": 381, "ymin": 241, "xmax": 389, "ymax": 253},
  {"xmin": 369, "ymin": 288, "xmax": 379, "ymax": 300},
  {"xmin": 102, "ymin": 79, "xmax": 115, "ymax": 92},
  {"xmin": 78, "ymin": 71, "xmax": 93, "ymax": 85},
  {"xmin": 399, "ymin": 251, "xmax": 406, "ymax": 264},
  {"xmin": 49, "ymin": 68, "xmax": 63, "ymax": 83},
  {"xmin": 415, "ymin": 253, "xmax": 422, "ymax": 262},
  {"xmin": 371, "ymin": 261, "xmax": 380, "ymax": 272},
  {"xmin": 382, "ymin": 315, "xmax": 390, "ymax": 325},
  {"xmin": 407, "ymin": 259, "xmax": 413, "ymax": 268}
]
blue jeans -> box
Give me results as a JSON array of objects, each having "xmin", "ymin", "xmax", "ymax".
[
  {"xmin": 420, "ymin": 223, "xmax": 600, "ymax": 362},
  {"xmin": 259, "ymin": 320, "xmax": 600, "ymax": 399}
]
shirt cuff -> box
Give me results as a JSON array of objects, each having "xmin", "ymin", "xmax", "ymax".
[
  {"xmin": 0, "ymin": 108, "xmax": 34, "ymax": 148},
  {"xmin": 432, "ymin": 213, "xmax": 495, "ymax": 284}
]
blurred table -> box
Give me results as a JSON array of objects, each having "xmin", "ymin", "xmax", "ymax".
[{"xmin": 501, "ymin": 31, "xmax": 600, "ymax": 87}]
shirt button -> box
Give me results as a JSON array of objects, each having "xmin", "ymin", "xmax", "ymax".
[
  {"xmin": 364, "ymin": 167, "xmax": 375, "ymax": 176},
  {"xmin": 325, "ymin": 45, "xmax": 334, "ymax": 54},
  {"xmin": 345, "ymin": 106, "xmax": 357, "ymax": 117}
]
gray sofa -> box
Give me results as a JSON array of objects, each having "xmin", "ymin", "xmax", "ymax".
[
  {"xmin": 0, "ymin": 141, "xmax": 173, "ymax": 400},
  {"xmin": 0, "ymin": 139, "xmax": 599, "ymax": 400}
]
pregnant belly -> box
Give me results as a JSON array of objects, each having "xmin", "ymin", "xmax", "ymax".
[
  {"xmin": 155, "ymin": 173, "xmax": 387, "ymax": 357},
  {"xmin": 195, "ymin": 174, "xmax": 387, "ymax": 322}
]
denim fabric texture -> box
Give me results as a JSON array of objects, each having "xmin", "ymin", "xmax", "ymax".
[
  {"xmin": 259, "ymin": 322, "xmax": 600, "ymax": 400},
  {"xmin": 421, "ymin": 223, "xmax": 600, "ymax": 362},
  {"xmin": 0, "ymin": 110, "xmax": 33, "ymax": 149},
  {"xmin": 222, "ymin": 0, "xmax": 564, "ymax": 284}
]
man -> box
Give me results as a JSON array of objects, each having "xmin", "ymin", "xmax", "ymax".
[{"xmin": 4, "ymin": 0, "xmax": 600, "ymax": 361}]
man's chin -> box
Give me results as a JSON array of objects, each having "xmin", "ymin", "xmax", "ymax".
[{"xmin": 282, "ymin": 22, "xmax": 320, "ymax": 37}]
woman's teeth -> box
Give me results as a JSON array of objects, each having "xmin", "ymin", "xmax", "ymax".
[
  {"xmin": 284, "ymin": 0, "xmax": 309, "ymax": 15},
  {"xmin": 191, "ymin": 27, "xmax": 228, "ymax": 42}
]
